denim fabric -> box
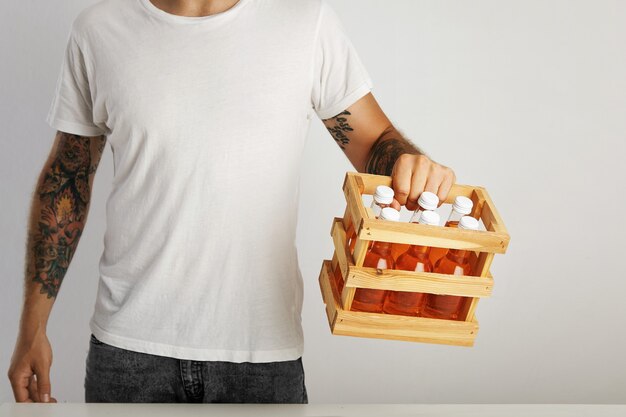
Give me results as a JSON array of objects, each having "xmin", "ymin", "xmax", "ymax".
[{"xmin": 85, "ymin": 334, "xmax": 308, "ymax": 403}]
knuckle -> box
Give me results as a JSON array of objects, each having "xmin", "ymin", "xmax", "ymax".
[
  {"xmin": 396, "ymin": 153, "xmax": 412, "ymax": 166},
  {"xmin": 395, "ymin": 188, "xmax": 409, "ymax": 197}
]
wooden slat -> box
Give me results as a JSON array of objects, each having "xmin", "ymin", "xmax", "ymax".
[
  {"xmin": 319, "ymin": 259, "xmax": 479, "ymax": 347},
  {"xmin": 318, "ymin": 260, "xmax": 338, "ymax": 328},
  {"xmin": 470, "ymin": 189, "xmax": 484, "ymax": 219},
  {"xmin": 330, "ymin": 217, "xmax": 356, "ymax": 310},
  {"xmin": 356, "ymin": 171, "xmax": 475, "ymax": 205},
  {"xmin": 341, "ymin": 204, "xmax": 352, "ymax": 232},
  {"xmin": 350, "ymin": 172, "xmax": 510, "ymax": 249},
  {"xmin": 474, "ymin": 187, "xmax": 509, "ymax": 240},
  {"xmin": 331, "ymin": 252, "xmax": 339, "ymax": 274},
  {"xmin": 344, "ymin": 267, "xmax": 494, "ymax": 298},
  {"xmin": 333, "ymin": 309, "xmax": 478, "ymax": 347},
  {"xmin": 352, "ymin": 235, "xmax": 369, "ymax": 267},
  {"xmin": 356, "ymin": 172, "xmax": 392, "ymax": 194},
  {"xmin": 331, "ymin": 217, "xmax": 351, "ymax": 282},
  {"xmin": 343, "ymin": 173, "xmax": 368, "ymax": 242},
  {"xmin": 341, "ymin": 281, "xmax": 357, "ymax": 312},
  {"xmin": 361, "ymin": 218, "xmax": 508, "ymax": 253},
  {"xmin": 442, "ymin": 184, "xmax": 477, "ymax": 205},
  {"xmin": 474, "ymin": 251, "xmax": 495, "ymax": 278},
  {"xmin": 464, "ymin": 252, "xmax": 495, "ymax": 321}
]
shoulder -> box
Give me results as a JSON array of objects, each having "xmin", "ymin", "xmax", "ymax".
[{"xmin": 70, "ymin": 0, "xmax": 122, "ymax": 40}]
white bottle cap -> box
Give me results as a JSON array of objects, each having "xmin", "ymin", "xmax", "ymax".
[
  {"xmin": 379, "ymin": 207, "xmax": 401, "ymax": 222},
  {"xmin": 373, "ymin": 185, "xmax": 394, "ymax": 205},
  {"xmin": 418, "ymin": 210, "xmax": 440, "ymax": 226},
  {"xmin": 452, "ymin": 196, "xmax": 473, "ymax": 215},
  {"xmin": 458, "ymin": 216, "xmax": 479, "ymax": 230},
  {"xmin": 418, "ymin": 191, "xmax": 439, "ymax": 210}
]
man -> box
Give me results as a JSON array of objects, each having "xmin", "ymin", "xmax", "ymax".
[{"xmin": 8, "ymin": 0, "xmax": 455, "ymax": 404}]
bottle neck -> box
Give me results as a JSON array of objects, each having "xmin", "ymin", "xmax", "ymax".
[
  {"xmin": 370, "ymin": 200, "xmax": 391, "ymax": 218},
  {"xmin": 446, "ymin": 209, "xmax": 467, "ymax": 225},
  {"xmin": 372, "ymin": 241, "xmax": 393, "ymax": 254},
  {"xmin": 447, "ymin": 248, "xmax": 471, "ymax": 262},
  {"xmin": 408, "ymin": 244, "xmax": 431, "ymax": 256},
  {"xmin": 409, "ymin": 206, "xmax": 427, "ymax": 223}
]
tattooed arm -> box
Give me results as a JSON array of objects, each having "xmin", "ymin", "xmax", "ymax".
[
  {"xmin": 8, "ymin": 130, "xmax": 106, "ymax": 403},
  {"xmin": 322, "ymin": 92, "xmax": 455, "ymax": 210}
]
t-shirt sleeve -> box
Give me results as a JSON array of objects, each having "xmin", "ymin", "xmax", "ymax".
[
  {"xmin": 45, "ymin": 25, "xmax": 105, "ymax": 137},
  {"xmin": 310, "ymin": 0, "xmax": 374, "ymax": 120}
]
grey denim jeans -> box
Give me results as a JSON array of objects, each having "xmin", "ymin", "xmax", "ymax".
[{"xmin": 85, "ymin": 333, "xmax": 308, "ymax": 403}]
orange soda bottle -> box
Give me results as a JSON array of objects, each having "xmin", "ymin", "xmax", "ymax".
[
  {"xmin": 422, "ymin": 216, "xmax": 480, "ymax": 320},
  {"xmin": 347, "ymin": 185, "xmax": 394, "ymax": 253},
  {"xmin": 350, "ymin": 207, "xmax": 401, "ymax": 313},
  {"xmin": 382, "ymin": 210, "xmax": 441, "ymax": 316},
  {"xmin": 429, "ymin": 196, "xmax": 473, "ymax": 265},
  {"xmin": 391, "ymin": 191, "xmax": 439, "ymax": 259}
]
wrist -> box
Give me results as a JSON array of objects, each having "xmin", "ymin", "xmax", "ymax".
[{"xmin": 19, "ymin": 294, "xmax": 53, "ymax": 333}]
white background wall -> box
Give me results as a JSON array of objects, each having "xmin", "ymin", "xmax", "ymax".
[{"xmin": 1, "ymin": 0, "xmax": 625, "ymax": 404}]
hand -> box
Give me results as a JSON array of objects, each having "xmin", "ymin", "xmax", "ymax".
[
  {"xmin": 390, "ymin": 153, "xmax": 456, "ymax": 211},
  {"xmin": 8, "ymin": 328, "xmax": 58, "ymax": 403}
]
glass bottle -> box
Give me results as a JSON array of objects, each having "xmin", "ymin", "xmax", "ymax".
[
  {"xmin": 347, "ymin": 185, "xmax": 394, "ymax": 253},
  {"xmin": 422, "ymin": 216, "xmax": 480, "ymax": 320},
  {"xmin": 350, "ymin": 207, "xmax": 401, "ymax": 313},
  {"xmin": 392, "ymin": 191, "xmax": 439, "ymax": 260},
  {"xmin": 429, "ymin": 196, "xmax": 473, "ymax": 265},
  {"xmin": 382, "ymin": 210, "xmax": 441, "ymax": 316}
]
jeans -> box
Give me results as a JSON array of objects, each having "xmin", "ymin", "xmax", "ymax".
[{"xmin": 85, "ymin": 333, "xmax": 308, "ymax": 403}]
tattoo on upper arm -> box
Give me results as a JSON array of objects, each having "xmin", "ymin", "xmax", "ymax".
[
  {"xmin": 324, "ymin": 110, "xmax": 353, "ymax": 150},
  {"xmin": 365, "ymin": 135, "xmax": 422, "ymax": 177},
  {"xmin": 27, "ymin": 132, "xmax": 106, "ymax": 298}
]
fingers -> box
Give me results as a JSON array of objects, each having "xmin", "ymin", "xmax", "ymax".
[
  {"xmin": 437, "ymin": 171, "xmax": 454, "ymax": 207},
  {"xmin": 405, "ymin": 159, "xmax": 429, "ymax": 212},
  {"xmin": 391, "ymin": 155, "xmax": 412, "ymax": 206},
  {"xmin": 9, "ymin": 370, "xmax": 32, "ymax": 403},
  {"xmin": 390, "ymin": 198, "xmax": 401, "ymax": 211},
  {"xmin": 389, "ymin": 153, "xmax": 456, "ymax": 211},
  {"xmin": 34, "ymin": 364, "xmax": 52, "ymax": 403},
  {"xmin": 28, "ymin": 374, "xmax": 40, "ymax": 402}
]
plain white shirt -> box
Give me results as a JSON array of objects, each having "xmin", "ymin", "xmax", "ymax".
[{"xmin": 46, "ymin": 0, "xmax": 373, "ymax": 362}]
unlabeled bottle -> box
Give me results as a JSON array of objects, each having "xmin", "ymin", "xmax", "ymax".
[
  {"xmin": 429, "ymin": 196, "xmax": 474, "ymax": 265},
  {"xmin": 347, "ymin": 185, "xmax": 395, "ymax": 253},
  {"xmin": 422, "ymin": 216, "xmax": 480, "ymax": 321},
  {"xmin": 392, "ymin": 191, "xmax": 439, "ymax": 260},
  {"xmin": 382, "ymin": 210, "xmax": 441, "ymax": 316},
  {"xmin": 409, "ymin": 191, "xmax": 439, "ymax": 223},
  {"xmin": 350, "ymin": 207, "xmax": 401, "ymax": 313}
]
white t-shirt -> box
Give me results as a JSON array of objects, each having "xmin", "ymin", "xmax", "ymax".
[{"xmin": 46, "ymin": 0, "xmax": 373, "ymax": 362}]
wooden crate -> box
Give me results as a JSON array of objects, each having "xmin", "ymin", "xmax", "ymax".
[{"xmin": 318, "ymin": 172, "xmax": 510, "ymax": 347}]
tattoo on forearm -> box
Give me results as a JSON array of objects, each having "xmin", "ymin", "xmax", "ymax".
[
  {"xmin": 365, "ymin": 134, "xmax": 423, "ymax": 176},
  {"xmin": 324, "ymin": 110, "xmax": 353, "ymax": 150},
  {"xmin": 26, "ymin": 132, "xmax": 105, "ymax": 298}
]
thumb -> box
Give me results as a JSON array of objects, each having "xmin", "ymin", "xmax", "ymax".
[{"xmin": 34, "ymin": 365, "xmax": 52, "ymax": 403}]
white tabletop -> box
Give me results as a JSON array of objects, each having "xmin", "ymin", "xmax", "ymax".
[{"xmin": 1, "ymin": 403, "xmax": 625, "ymax": 417}]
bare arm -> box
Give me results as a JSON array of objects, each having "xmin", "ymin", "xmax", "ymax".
[
  {"xmin": 322, "ymin": 92, "xmax": 455, "ymax": 210},
  {"xmin": 8, "ymin": 130, "xmax": 106, "ymax": 403}
]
